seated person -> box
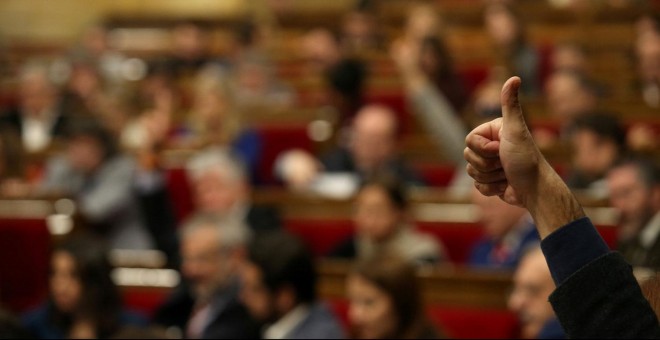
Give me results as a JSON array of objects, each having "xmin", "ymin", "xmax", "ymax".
[
  {"xmin": 240, "ymin": 232, "xmax": 344, "ymax": 339},
  {"xmin": 154, "ymin": 214, "xmax": 259, "ymax": 339},
  {"xmin": 539, "ymin": 69, "xmax": 599, "ymax": 145},
  {"xmin": 231, "ymin": 52, "xmax": 295, "ymax": 110},
  {"xmin": 607, "ymin": 158, "xmax": 660, "ymax": 268},
  {"xmin": 38, "ymin": 119, "xmax": 154, "ymax": 250},
  {"xmin": 0, "ymin": 61, "xmax": 71, "ymax": 153},
  {"xmin": 509, "ymin": 247, "xmax": 565, "ymax": 339},
  {"xmin": 22, "ymin": 234, "xmax": 146, "ymax": 338},
  {"xmin": 346, "ymin": 253, "xmax": 442, "ymax": 339},
  {"xmin": 176, "ymin": 65, "xmax": 263, "ymax": 180},
  {"xmin": 484, "ymin": 3, "xmax": 540, "ymax": 95},
  {"xmin": 301, "ymin": 28, "xmax": 366, "ymax": 126},
  {"xmin": 469, "ymin": 187, "xmax": 539, "ymax": 269},
  {"xmin": 329, "ymin": 177, "xmax": 445, "ymax": 266},
  {"xmin": 186, "ymin": 148, "xmax": 281, "ymax": 232},
  {"xmin": 278, "ymin": 105, "xmax": 424, "ymax": 197},
  {"xmin": 566, "ymin": 112, "xmax": 627, "ymax": 196}
]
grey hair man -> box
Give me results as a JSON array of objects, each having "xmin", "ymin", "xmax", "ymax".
[
  {"xmin": 186, "ymin": 147, "xmax": 281, "ymax": 232},
  {"xmin": 155, "ymin": 213, "xmax": 260, "ymax": 339}
]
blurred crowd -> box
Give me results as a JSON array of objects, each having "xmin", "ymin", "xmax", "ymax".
[{"xmin": 0, "ymin": 0, "xmax": 658, "ymax": 339}]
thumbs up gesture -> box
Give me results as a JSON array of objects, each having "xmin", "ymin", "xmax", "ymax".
[{"xmin": 464, "ymin": 77, "xmax": 584, "ymax": 238}]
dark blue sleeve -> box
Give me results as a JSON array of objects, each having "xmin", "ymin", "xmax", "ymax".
[
  {"xmin": 540, "ymin": 217, "xmax": 610, "ymax": 286},
  {"xmin": 232, "ymin": 129, "xmax": 262, "ymax": 180}
]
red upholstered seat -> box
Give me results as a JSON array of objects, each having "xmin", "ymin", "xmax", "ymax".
[
  {"xmin": 284, "ymin": 219, "xmax": 354, "ymax": 257},
  {"xmin": 417, "ymin": 222, "xmax": 484, "ymax": 264},
  {"xmin": 121, "ymin": 287, "xmax": 172, "ymax": 319},
  {"xmin": 428, "ymin": 306, "xmax": 519, "ymax": 339},
  {"xmin": 256, "ymin": 124, "xmax": 314, "ymax": 185},
  {"xmin": 165, "ymin": 167, "xmax": 195, "ymax": 224},
  {"xmin": 414, "ymin": 163, "xmax": 457, "ymax": 187},
  {"xmin": 0, "ymin": 218, "xmax": 50, "ymax": 313},
  {"xmin": 328, "ymin": 299, "xmax": 519, "ymax": 339}
]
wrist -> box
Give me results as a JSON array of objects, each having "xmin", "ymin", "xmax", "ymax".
[{"xmin": 525, "ymin": 160, "xmax": 585, "ymax": 239}]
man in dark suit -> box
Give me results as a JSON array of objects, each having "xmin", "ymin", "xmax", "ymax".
[
  {"xmin": 607, "ymin": 158, "xmax": 660, "ymax": 268},
  {"xmin": 186, "ymin": 147, "xmax": 282, "ymax": 233},
  {"xmin": 0, "ymin": 62, "xmax": 69, "ymax": 153},
  {"xmin": 154, "ymin": 214, "xmax": 259, "ymax": 339},
  {"xmin": 240, "ymin": 232, "xmax": 344, "ymax": 339}
]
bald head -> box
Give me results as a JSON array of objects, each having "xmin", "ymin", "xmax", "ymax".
[
  {"xmin": 350, "ymin": 105, "xmax": 399, "ymax": 173},
  {"xmin": 509, "ymin": 247, "xmax": 557, "ymax": 339}
]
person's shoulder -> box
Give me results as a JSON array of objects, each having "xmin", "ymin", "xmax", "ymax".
[
  {"xmin": 119, "ymin": 309, "xmax": 149, "ymax": 327},
  {"xmin": 294, "ymin": 303, "xmax": 345, "ymax": 339},
  {"xmin": 21, "ymin": 304, "xmax": 49, "ymax": 325}
]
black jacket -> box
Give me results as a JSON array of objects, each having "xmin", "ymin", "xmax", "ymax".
[
  {"xmin": 153, "ymin": 281, "xmax": 260, "ymax": 339},
  {"xmin": 549, "ymin": 252, "xmax": 660, "ymax": 338}
]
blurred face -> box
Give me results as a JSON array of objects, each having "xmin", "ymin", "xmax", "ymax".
[
  {"xmin": 545, "ymin": 73, "xmax": 596, "ymax": 121},
  {"xmin": 571, "ymin": 129, "xmax": 619, "ymax": 179},
  {"xmin": 194, "ymin": 91, "xmax": 229, "ymax": 128},
  {"xmin": 236, "ymin": 63, "xmax": 269, "ymax": 93},
  {"xmin": 551, "ymin": 45, "xmax": 586, "ymax": 72},
  {"xmin": 193, "ymin": 170, "xmax": 245, "ymax": 215},
  {"xmin": 181, "ymin": 226, "xmax": 230, "ymax": 301},
  {"xmin": 607, "ymin": 165, "xmax": 656, "ymax": 234},
  {"xmin": 354, "ymin": 185, "xmax": 402, "ymax": 242},
  {"xmin": 343, "ymin": 12, "xmax": 375, "ymax": 41},
  {"xmin": 50, "ymin": 251, "xmax": 82, "ymax": 313},
  {"xmin": 239, "ymin": 261, "xmax": 274, "ymax": 322},
  {"xmin": 472, "ymin": 188, "xmax": 526, "ymax": 240},
  {"xmin": 19, "ymin": 74, "xmax": 57, "ymax": 116},
  {"xmin": 636, "ymin": 33, "xmax": 660, "ymax": 81},
  {"xmin": 508, "ymin": 250, "xmax": 556, "ymax": 339},
  {"xmin": 172, "ymin": 24, "xmax": 207, "ymax": 59},
  {"xmin": 485, "ymin": 6, "xmax": 518, "ymax": 47},
  {"xmin": 347, "ymin": 274, "xmax": 398, "ymax": 339},
  {"xmin": 350, "ymin": 108, "xmax": 397, "ymax": 173},
  {"xmin": 406, "ymin": 6, "xmax": 440, "ymax": 41},
  {"xmin": 66, "ymin": 136, "xmax": 104, "ymax": 174},
  {"xmin": 301, "ymin": 30, "xmax": 341, "ymax": 69}
]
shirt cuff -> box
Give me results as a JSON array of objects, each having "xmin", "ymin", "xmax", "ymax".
[{"xmin": 540, "ymin": 217, "xmax": 610, "ymax": 286}]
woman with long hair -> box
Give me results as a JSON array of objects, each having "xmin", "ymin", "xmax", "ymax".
[
  {"xmin": 22, "ymin": 234, "xmax": 145, "ymax": 339},
  {"xmin": 346, "ymin": 254, "xmax": 443, "ymax": 339}
]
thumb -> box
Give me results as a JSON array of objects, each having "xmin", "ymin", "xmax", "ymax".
[{"xmin": 500, "ymin": 76, "xmax": 527, "ymax": 131}]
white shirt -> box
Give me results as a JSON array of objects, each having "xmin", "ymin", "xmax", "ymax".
[
  {"xmin": 263, "ymin": 304, "xmax": 310, "ymax": 340},
  {"xmin": 22, "ymin": 109, "xmax": 57, "ymax": 153},
  {"xmin": 640, "ymin": 212, "xmax": 660, "ymax": 249}
]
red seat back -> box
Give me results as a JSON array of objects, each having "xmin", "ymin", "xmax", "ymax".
[
  {"xmin": 417, "ymin": 222, "xmax": 485, "ymax": 264},
  {"xmin": 284, "ymin": 219, "xmax": 354, "ymax": 257},
  {"xmin": 329, "ymin": 299, "xmax": 519, "ymax": 339},
  {"xmin": 0, "ymin": 218, "xmax": 51, "ymax": 313},
  {"xmin": 256, "ymin": 125, "xmax": 314, "ymax": 185}
]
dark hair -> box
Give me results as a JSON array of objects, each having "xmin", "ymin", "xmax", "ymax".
[
  {"xmin": 359, "ymin": 176, "xmax": 408, "ymax": 211},
  {"xmin": 570, "ymin": 111, "xmax": 627, "ymax": 153},
  {"xmin": 247, "ymin": 232, "xmax": 317, "ymax": 304},
  {"xmin": 63, "ymin": 118, "xmax": 118, "ymax": 160},
  {"xmin": 351, "ymin": 254, "xmax": 437, "ymax": 339},
  {"xmin": 48, "ymin": 234, "xmax": 122, "ymax": 338}
]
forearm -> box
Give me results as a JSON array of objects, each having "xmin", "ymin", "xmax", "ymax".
[
  {"xmin": 406, "ymin": 75, "xmax": 468, "ymax": 165},
  {"xmin": 525, "ymin": 160, "xmax": 586, "ymax": 239}
]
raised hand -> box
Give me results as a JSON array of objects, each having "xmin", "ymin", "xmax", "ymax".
[{"xmin": 464, "ymin": 76, "xmax": 584, "ymax": 238}]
